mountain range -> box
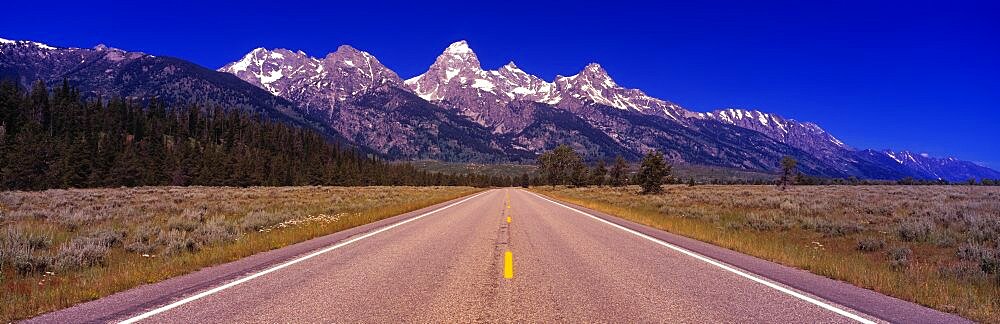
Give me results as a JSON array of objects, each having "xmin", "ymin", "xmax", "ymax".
[{"xmin": 2, "ymin": 37, "xmax": 997, "ymax": 181}]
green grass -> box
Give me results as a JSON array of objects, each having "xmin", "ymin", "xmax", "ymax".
[
  {"xmin": 531, "ymin": 185, "xmax": 1000, "ymax": 323},
  {"xmin": 0, "ymin": 186, "xmax": 481, "ymax": 321}
]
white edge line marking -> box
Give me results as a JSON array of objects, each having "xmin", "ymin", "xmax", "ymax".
[
  {"xmin": 524, "ymin": 190, "xmax": 876, "ymax": 324},
  {"xmin": 119, "ymin": 190, "xmax": 493, "ymax": 324}
]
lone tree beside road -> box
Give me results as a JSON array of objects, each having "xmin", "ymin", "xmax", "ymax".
[
  {"xmin": 538, "ymin": 144, "xmax": 584, "ymax": 186},
  {"xmin": 778, "ymin": 156, "xmax": 797, "ymax": 190},
  {"xmin": 636, "ymin": 150, "xmax": 671, "ymax": 194}
]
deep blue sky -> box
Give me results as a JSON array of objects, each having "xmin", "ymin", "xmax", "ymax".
[{"xmin": 4, "ymin": 0, "xmax": 998, "ymax": 167}]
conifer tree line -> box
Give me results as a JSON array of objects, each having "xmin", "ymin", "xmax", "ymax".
[
  {"xmin": 533, "ymin": 147, "xmax": 1000, "ymax": 188},
  {"xmin": 536, "ymin": 144, "xmax": 672, "ymax": 193},
  {"xmin": 0, "ymin": 80, "xmax": 514, "ymax": 190}
]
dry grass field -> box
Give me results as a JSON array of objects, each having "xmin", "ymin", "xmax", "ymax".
[
  {"xmin": 0, "ymin": 186, "xmax": 480, "ymax": 321},
  {"xmin": 532, "ymin": 185, "xmax": 1000, "ymax": 322}
]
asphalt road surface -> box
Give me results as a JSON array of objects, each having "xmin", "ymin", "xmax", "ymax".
[{"xmin": 30, "ymin": 189, "xmax": 968, "ymax": 323}]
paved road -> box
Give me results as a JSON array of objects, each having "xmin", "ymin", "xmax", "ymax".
[{"xmin": 31, "ymin": 188, "xmax": 968, "ymax": 323}]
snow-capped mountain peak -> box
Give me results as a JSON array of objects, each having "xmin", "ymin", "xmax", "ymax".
[
  {"xmin": 435, "ymin": 40, "xmax": 481, "ymax": 71},
  {"xmin": 405, "ymin": 40, "xmax": 492, "ymax": 101},
  {"xmin": 401, "ymin": 42, "xmax": 693, "ymax": 124},
  {"xmin": 548, "ymin": 63, "xmax": 688, "ymax": 121},
  {"xmin": 220, "ymin": 45, "xmax": 401, "ymax": 110},
  {"xmin": 0, "ymin": 37, "xmax": 56, "ymax": 50},
  {"xmin": 576, "ymin": 63, "xmax": 616, "ymax": 86},
  {"xmin": 219, "ymin": 47, "xmax": 312, "ymax": 95},
  {"xmin": 501, "ymin": 61, "xmax": 527, "ymax": 74},
  {"xmin": 444, "ymin": 40, "xmax": 473, "ymax": 55}
]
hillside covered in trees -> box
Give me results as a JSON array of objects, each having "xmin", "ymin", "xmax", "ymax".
[{"xmin": 0, "ymin": 80, "xmax": 511, "ymax": 190}]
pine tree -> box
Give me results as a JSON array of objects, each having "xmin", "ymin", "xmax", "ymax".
[
  {"xmin": 636, "ymin": 150, "xmax": 670, "ymax": 194},
  {"xmin": 110, "ymin": 145, "xmax": 142, "ymax": 187},
  {"xmin": 569, "ymin": 159, "xmax": 589, "ymax": 187},
  {"xmin": 609, "ymin": 155, "xmax": 628, "ymax": 187},
  {"xmin": 591, "ymin": 159, "xmax": 607, "ymax": 186},
  {"xmin": 779, "ymin": 156, "xmax": 797, "ymax": 190}
]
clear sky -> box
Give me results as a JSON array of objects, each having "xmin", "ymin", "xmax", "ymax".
[{"xmin": 3, "ymin": 0, "xmax": 998, "ymax": 167}]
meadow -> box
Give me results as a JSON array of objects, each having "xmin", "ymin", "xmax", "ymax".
[
  {"xmin": 532, "ymin": 185, "xmax": 1000, "ymax": 322},
  {"xmin": 0, "ymin": 186, "xmax": 480, "ymax": 321}
]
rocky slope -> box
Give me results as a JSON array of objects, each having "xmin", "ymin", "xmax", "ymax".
[{"xmin": 0, "ymin": 37, "xmax": 326, "ymax": 138}]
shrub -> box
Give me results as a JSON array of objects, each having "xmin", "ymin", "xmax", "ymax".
[
  {"xmin": 938, "ymin": 262, "xmax": 987, "ymax": 282},
  {"xmin": 3, "ymin": 227, "xmax": 52, "ymax": 250},
  {"xmin": 888, "ymin": 246, "xmax": 913, "ymax": 270},
  {"xmin": 980, "ymin": 249, "xmax": 999, "ymax": 275},
  {"xmin": 3, "ymin": 227, "xmax": 54, "ymax": 275},
  {"xmin": 11, "ymin": 246, "xmax": 52, "ymax": 275},
  {"xmin": 928, "ymin": 229, "xmax": 958, "ymax": 248},
  {"xmin": 745, "ymin": 216, "xmax": 793, "ymax": 231},
  {"xmin": 124, "ymin": 224, "xmax": 160, "ymax": 254},
  {"xmin": 24, "ymin": 232, "xmax": 52, "ymax": 250},
  {"xmin": 957, "ymin": 243, "xmax": 991, "ymax": 262},
  {"xmin": 802, "ymin": 217, "xmax": 864, "ymax": 237},
  {"xmin": 159, "ymin": 230, "xmax": 198, "ymax": 256},
  {"xmin": 897, "ymin": 219, "xmax": 934, "ymax": 242},
  {"xmin": 54, "ymin": 237, "xmax": 110, "ymax": 270},
  {"xmin": 87, "ymin": 228, "xmax": 126, "ymax": 247},
  {"xmin": 856, "ymin": 237, "xmax": 885, "ymax": 252},
  {"xmin": 241, "ymin": 210, "xmax": 288, "ymax": 232},
  {"xmin": 167, "ymin": 208, "xmax": 207, "ymax": 232},
  {"xmin": 967, "ymin": 216, "xmax": 1000, "ymax": 244},
  {"xmin": 192, "ymin": 217, "xmax": 239, "ymax": 246}
]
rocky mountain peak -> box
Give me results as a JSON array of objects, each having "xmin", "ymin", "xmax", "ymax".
[
  {"xmin": 404, "ymin": 41, "xmax": 490, "ymax": 101},
  {"xmin": 333, "ymin": 44, "xmax": 361, "ymax": 55},
  {"xmin": 501, "ymin": 61, "xmax": 525, "ymax": 73},
  {"xmin": 219, "ymin": 47, "xmax": 312, "ymax": 95},
  {"xmin": 577, "ymin": 63, "xmax": 614, "ymax": 83},
  {"xmin": 432, "ymin": 40, "xmax": 482, "ymax": 72},
  {"xmin": 220, "ymin": 44, "xmax": 402, "ymax": 114},
  {"xmin": 444, "ymin": 40, "xmax": 473, "ymax": 55},
  {"xmin": 322, "ymin": 45, "xmax": 402, "ymax": 86}
]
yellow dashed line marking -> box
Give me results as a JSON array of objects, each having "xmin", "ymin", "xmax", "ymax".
[
  {"xmin": 504, "ymin": 251, "xmax": 514, "ymax": 279},
  {"xmin": 506, "ymin": 216, "xmax": 511, "ymax": 223}
]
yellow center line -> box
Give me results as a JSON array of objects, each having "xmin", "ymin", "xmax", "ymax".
[
  {"xmin": 504, "ymin": 251, "xmax": 514, "ymax": 279},
  {"xmin": 506, "ymin": 216, "xmax": 511, "ymax": 223}
]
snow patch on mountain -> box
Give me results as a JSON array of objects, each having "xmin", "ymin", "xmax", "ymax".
[
  {"xmin": 0, "ymin": 37, "xmax": 57, "ymax": 51},
  {"xmin": 220, "ymin": 45, "xmax": 402, "ymax": 111},
  {"xmin": 403, "ymin": 41, "xmax": 688, "ymax": 122}
]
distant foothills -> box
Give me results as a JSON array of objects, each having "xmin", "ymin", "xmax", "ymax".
[{"xmin": 1, "ymin": 36, "xmax": 998, "ymax": 184}]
